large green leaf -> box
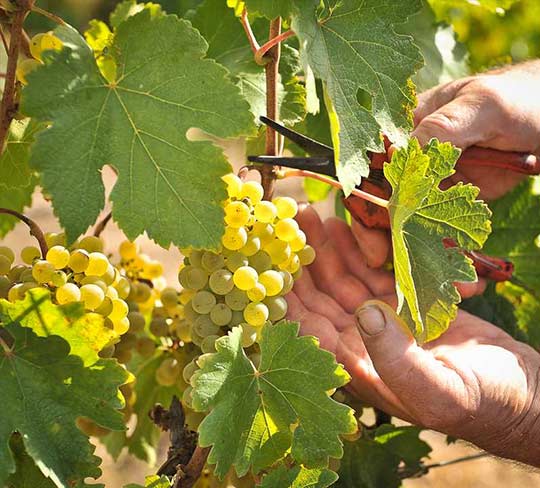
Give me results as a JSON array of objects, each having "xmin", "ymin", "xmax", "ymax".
[
  {"xmin": 292, "ymin": 0, "xmax": 423, "ymax": 193},
  {"xmin": 428, "ymin": 0, "xmax": 518, "ymax": 13},
  {"xmin": 259, "ymin": 465, "xmax": 338, "ymax": 488},
  {"xmin": 192, "ymin": 322, "xmax": 356, "ymax": 478},
  {"xmin": 0, "ymin": 288, "xmax": 117, "ymax": 367},
  {"xmin": 0, "ymin": 178, "xmax": 36, "ymax": 238},
  {"xmin": 385, "ymin": 139, "xmax": 491, "ymax": 342},
  {"xmin": 336, "ymin": 425, "xmax": 431, "ymax": 488},
  {"xmin": 21, "ymin": 11, "xmax": 254, "ymax": 247},
  {"xmin": 0, "ymin": 322, "xmax": 128, "ymax": 487}
]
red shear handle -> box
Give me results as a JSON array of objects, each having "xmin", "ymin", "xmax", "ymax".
[{"xmin": 459, "ymin": 146, "xmax": 540, "ymax": 175}]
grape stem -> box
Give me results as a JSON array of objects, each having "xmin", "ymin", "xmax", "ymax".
[
  {"xmin": 240, "ymin": 8, "xmax": 260, "ymax": 54},
  {"xmin": 93, "ymin": 211, "xmax": 112, "ymax": 237},
  {"xmin": 173, "ymin": 446, "xmax": 210, "ymax": 488},
  {"xmin": 282, "ymin": 169, "xmax": 390, "ymax": 209},
  {"xmin": 31, "ymin": 5, "xmax": 65, "ymax": 25},
  {"xmin": 0, "ymin": 207, "xmax": 49, "ymax": 257}
]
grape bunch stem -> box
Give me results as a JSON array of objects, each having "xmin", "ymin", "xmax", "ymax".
[{"xmin": 0, "ymin": 207, "xmax": 48, "ymax": 257}]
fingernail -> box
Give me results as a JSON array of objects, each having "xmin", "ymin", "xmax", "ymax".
[{"xmin": 356, "ymin": 305, "xmax": 386, "ymax": 336}]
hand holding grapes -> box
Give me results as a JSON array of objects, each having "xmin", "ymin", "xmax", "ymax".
[{"xmin": 287, "ymin": 206, "xmax": 540, "ymax": 467}]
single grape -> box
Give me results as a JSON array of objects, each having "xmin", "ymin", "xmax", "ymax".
[
  {"xmin": 173, "ymin": 319, "xmax": 192, "ymax": 342},
  {"xmin": 222, "ymin": 226, "xmax": 248, "ymax": 250},
  {"xmin": 289, "ymin": 230, "xmax": 307, "ymax": 252},
  {"xmin": 136, "ymin": 337, "xmax": 156, "ymax": 357},
  {"xmin": 191, "ymin": 290, "xmax": 216, "ymax": 314},
  {"xmin": 190, "ymin": 327, "xmax": 204, "ymax": 347},
  {"xmin": 150, "ymin": 317, "xmax": 169, "ymax": 337},
  {"xmin": 182, "ymin": 360, "xmax": 199, "ymax": 383},
  {"xmin": 78, "ymin": 235, "xmax": 104, "ymax": 253},
  {"xmin": 193, "ymin": 314, "xmax": 220, "ymax": 337},
  {"xmin": 80, "ymin": 276, "xmax": 107, "ymax": 292},
  {"xmin": 264, "ymin": 296, "xmax": 288, "ymax": 321},
  {"xmin": 160, "ymin": 287, "xmax": 178, "ymax": 308},
  {"xmin": 114, "ymin": 276, "xmax": 131, "ymax": 299},
  {"xmin": 119, "ymin": 240, "xmax": 138, "ymax": 260},
  {"xmin": 240, "ymin": 236, "xmax": 261, "ymax": 257},
  {"xmin": 249, "ymin": 250, "xmax": 272, "ymax": 273},
  {"xmin": 280, "ymin": 270, "xmax": 294, "ymax": 295},
  {"xmin": 240, "ymin": 181, "xmax": 263, "ymax": 204},
  {"xmin": 106, "ymin": 285, "xmax": 119, "ymax": 300},
  {"xmin": 46, "ymin": 245, "xmax": 70, "ymax": 269},
  {"xmin": 32, "ymin": 260, "xmax": 55, "ymax": 284},
  {"xmin": 225, "ymin": 251, "xmax": 248, "ymax": 272},
  {"xmin": 50, "ymin": 270, "xmax": 67, "ymax": 287},
  {"xmin": 184, "ymin": 300, "xmax": 198, "ymax": 322},
  {"xmin": 45, "ymin": 232, "xmax": 65, "ymax": 248},
  {"xmin": 109, "ymin": 298, "xmax": 128, "ymax": 322},
  {"xmin": 18, "ymin": 282, "xmax": 39, "ymax": 298},
  {"xmin": 274, "ymin": 218, "xmax": 300, "ymax": 242},
  {"xmin": 224, "ymin": 287, "xmax": 250, "ymax": 311},
  {"xmin": 0, "ymin": 275, "xmax": 11, "ymax": 298},
  {"xmin": 56, "ymin": 283, "xmax": 81, "ymax": 304},
  {"xmin": 21, "ymin": 246, "xmax": 41, "ymax": 265},
  {"xmin": 19, "ymin": 268, "xmax": 34, "ymax": 282},
  {"xmin": 0, "ymin": 246, "xmax": 14, "ymax": 264},
  {"xmin": 222, "ymin": 173, "xmax": 243, "ymax": 198},
  {"xmin": 224, "ymin": 201, "xmax": 251, "ymax": 228},
  {"xmin": 258, "ymin": 270, "xmax": 284, "ymax": 297},
  {"xmin": 135, "ymin": 282, "xmax": 152, "ymax": 303},
  {"xmin": 0, "ymin": 256, "xmax": 10, "ymax": 275},
  {"xmin": 119, "ymin": 332, "xmax": 137, "ymax": 349},
  {"xmin": 127, "ymin": 311, "xmax": 145, "ymax": 333},
  {"xmin": 279, "ymin": 253, "xmax": 301, "ymax": 274},
  {"xmin": 178, "ymin": 266, "xmax": 208, "ymax": 290},
  {"xmin": 8, "ymin": 264, "xmax": 26, "ymax": 282},
  {"xmin": 298, "ymin": 245, "xmax": 316, "ymax": 265},
  {"xmin": 247, "ymin": 282, "xmax": 266, "ymax": 302},
  {"xmin": 264, "ymin": 239, "xmax": 291, "ymax": 265},
  {"xmin": 209, "ymin": 269, "xmax": 234, "ymax": 295},
  {"xmin": 201, "ymin": 251, "xmax": 225, "ymax": 273},
  {"xmin": 101, "ymin": 264, "xmax": 116, "ymax": 286},
  {"xmin": 209, "ymin": 302, "xmax": 232, "ymax": 326},
  {"xmin": 273, "ymin": 196, "xmax": 298, "ymax": 219},
  {"xmin": 188, "ymin": 249, "xmax": 204, "ymax": 268},
  {"xmin": 240, "ymin": 323, "xmax": 258, "ymax": 347},
  {"xmin": 156, "ymin": 358, "xmax": 181, "ymax": 386},
  {"xmin": 228, "ymin": 310, "xmax": 244, "ymax": 327},
  {"xmin": 80, "ymin": 284, "xmax": 105, "ymax": 310},
  {"xmin": 243, "ymin": 302, "xmax": 269, "ymax": 327},
  {"xmin": 85, "ymin": 252, "xmax": 109, "ymax": 276},
  {"xmin": 69, "ymin": 249, "xmax": 90, "ymax": 273},
  {"xmin": 233, "ymin": 266, "xmax": 258, "ymax": 291},
  {"xmin": 201, "ymin": 334, "xmax": 220, "ymax": 353},
  {"xmin": 254, "ymin": 201, "xmax": 277, "ymax": 223},
  {"xmin": 252, "ymin": 222, "xmax": 275, "ymax": 246},
  {"xmin": 8, "ymin": 283, "xmax": 23, "ymax": 302}
]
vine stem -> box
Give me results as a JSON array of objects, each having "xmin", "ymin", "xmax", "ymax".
[
  {"xmin": 0, "ymin": 2, "xmax": 32, "ymax": 153},
  {"xmin": 254, "ymin": 29, "xmax": 295, "ymax": 65},
  {"xmin": 31, "ymin": 4, "xmax": 65, "ymax": 25},
  {"xmin": 399, "ymin": 452, "xmax": 489, "ymax": 479},
  {"xmin": 240, "ymin": 8, "xmax": 260, "ymax": 54},
  {"xmin": 174, "ymin": 446, "xmax": 210, "ymax": 488},
  {"xmin": 282, "ymin": 169, "xmax": 390, "ymax": 209},
  {"xmin": 261, "ymin": 17, "xmax": 282, "ymax": 200},
  {"xmin": 0, "ymin": 208, "xmax": 48, "ymax": 257},
  {"xmin": 93, "ymin": 211, "xmax": 112, "ymax": 237}
]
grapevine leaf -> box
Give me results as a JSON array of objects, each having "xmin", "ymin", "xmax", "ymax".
[
  {"xmin": 258, "ymin": 465, "xmax": 338, "ymax": 488},
  {"xmin": 4, "ymin": 434, "xmax": 56, "ymax": 488},
  {"xmin": 0, "ymin": 177, "xmax": 36, "ymax": 238},
  {"xmin": 192, "ymin": 322, "xmax": 357, "ymax": 479},
  {"xmin": 244, "ymin": 0, "xmax": 293, "ymax": 19},
  {"xmin": 336, "ymin": 425, "xmax": 431, "ymax": 488},
  {"xmin": 428, "ymin": 0, "xmax": 518, "ymax": 13},
  {"xmin": 385, "ymin": 139, "xmax": 491, "ymax": 342},
  {"xmin": 0, "ymin": 288, "xmax": 117, "ymax": 367},
  {"xmin": 22, "ymin": 11, "xmax": 254, "ymax": 248},
  {"xmin": 123, "ymin": 475, "xmax": 171, "ymax": 488},
  {"xmin": 127, "ymin": 353, "xmax": 179, "ymax": 464},
  {"xmin": 292, "ymin": 0, "xmax": 423, "ymax": 193},
  {"xmin": 0, "ymin": 322, "xmax": 128, "ymax": 487},
  {"xmin": 110, "ymin": 0, "xmax": 164, "ymax": 29},
  {"xmin": 101, "ymin": 430, "xmax": 127, "ymax": 461}
]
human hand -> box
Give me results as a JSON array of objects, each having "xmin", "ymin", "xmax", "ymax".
[
  {"xmin": 413, "ymin": 61, "xmax": 540, "ymax": 200},
  {"xmin": 287, "ymin": 207, "xmax": 540, "ymax": 467}
]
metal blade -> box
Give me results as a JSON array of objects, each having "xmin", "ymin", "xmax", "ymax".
[{"xmin": 247, "ymin": 155, "xmax": 337, "ymax": 178}]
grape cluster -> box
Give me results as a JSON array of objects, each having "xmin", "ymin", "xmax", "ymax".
[{"xmin": 17, "ymin": 32, "xmax": 63, "ymax": 85}]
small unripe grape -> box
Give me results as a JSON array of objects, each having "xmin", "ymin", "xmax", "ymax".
[
  {"xmin": 249, "ymin": 251, "xmax": 272, "ymax": 273},
  {"xmin": 114, "ymin": 276, "xmax": 131, "ymax": 299},
  {"xmin": 252, "ymin": 222, "xmax": 274, "ymax": 245},
  {"xmin": 46, "ymin": 245, "xmax": 70, "ymax": 269},
  {"xmin": 20, "ymin": 268, "xmax": 34, "ymax": 282},
  {"xmin": 224, "ymin": 201, "xmax": 251, "ymax": 228},
  {"xmin": 201, "ymin": 251, "xmax": 225, "ymax": 272},
  {"xmin": 182, "ymin": 360, "xmax": 199, "ymax": 383},
  {"xmin": 21, "ymin": 246, "xmax": 41, "ymax": 265},
  {"xmin": 127, "ymin": 311, "xmax": 146, "ymax": 333},
  {"xmin": 150, "ymin": 317, "xmax": 169, "ymax": 337},
  {"xmin": 201, "ymin": 334, "xmax": 220, "ymax": 353},
  {"xmin": 56, "ymin": 283, "xmax": 81, "ymax": 304},
  {"xmin": 224, "ymin": 288, "xmax": 249, "ymax": 311},
  {"xmin": 243, "ymin": 302, "xmax": 268, "ymax": 327},
  {"xmin": 32, "ymin": 260, "xmax": 55, "ymax": 284},
  {"xmin": 240, "ymin": 236, "xmax": 261, "ymax": 257},
  {"xmin": 51, "ymin": 270, "xmax": 68, "ymax": 287},
  {"xmin": 0, "ymin": 246, "xmax": 15, "ymax": 264},
  {"xmin": 80, "ymin": 276, "xmax": 107, "ymax": 292},
  {"xmin": 0, "ymin": 275, "xmax": 11, "ymax": 298},
  {"xmin": 44, "ymin": 232, "xmax": 65, "ymax": 248},
  {"xmin": 274, "ymin": 218, "xmax": 300, "ymax": 242},
  {"xmin": 8, "ymin": 264, "xmax": 26, "ymax": 282},
  {"xmin": 225, "ymin": 251, "xmax": 248, "ymax": 272},
  {"xmin": 8, "ymin": 283, "xmax": 23, "ymax": 302},
  {"xmin": 78, "ymin": 235, "xmax": 104, "ymax": 253},
  {"xmin": 156, "ymin": 358, "xmax": 181, "ymax": 386},
  {"xmin": 134, "ymin": 282, "xmax": 152, "ymax": 303},
  {"xmin": 0, "ymin": 255, "xmax": 10, "ymax": 275},
  {"xmin": 174, "ymin": 319, "xmax": 192, "ymax": 342},
  {"xmin": 228, "ymin": 310, "xmax": 244, "ymax": 327},
  {"xmin": 99, "ymin": 345, "xmax": 115, "ymax": 358},
  {"xmin": 178, "ymin": 266, "xmax": 208, "ymax": 290},
  {"xmin": 239, "ymin": 181, "xmax": 263, "ymax": 204},
  {"xmin": 193, "ymin": 314, "xmax": 220, "ymax": 337},
  {"xmin": 258, "ymin": 270, "xmax": 284, "ymax": 297},
  {"xmin": 254, "ymin": 201, "xmax": 277, "ymax": 223},
  {"xmin": 80, "ymin": 284, "xmax": 105, "ymax": 310},
  {"xmin": 247, "ymin": 282, "xmax": 266, "ymax": 302},
  {"xmin": 222, "ymin": 173, "xmax": 243, "ymax": 198},
  {"xmin": 160, "ymin": 287, "xmax": 178, "ymax": 308},
  {"xmin": 101, "ymin": 264, "xmax": 116, "ymax": 285},
  {"xmin": 240, "ymin": 323, "xmax": 258, "ymax": 347},
  {"xmin": 297, "ymin": 245, "xmax": 316, "ymax": 265},
  {"xmin": 188, "ymin": 249, "xmax": 204, "ymax": 268},
  {"xmin": 119, "ymin": 332, "xmax": 137, "ymax": 349},
  {"xmin": 273, "ymin": 197, "xmax": 298, "ymax": 219},
  {"xmin": 209, "ymin": 303, "xmax": 232, "ymax": 326},
  {"xmin": 209, "ymin": 269, "xmax": 234, "ymax": 295},
  {"xmin": 109, "ymin": 298, "xmax": 129, "ymax": 322},
  {"xmin": 264, "ymin": 240, "xmax": 291, "ymax": 265},
  {"xmin": 233, "ymin": 266, "xmax": 258, "ymax": 291},
  {"xmin": 136, "ymin": 337, "xmax": 156, "ymax": 357},
  {"xmin": 264, "ymin": 296, "xmax": 288, "ymax": 321},
  {"xmin": 222, "ymin": 226, "xmax": 248, "ymax": 251},
  {"xmin": 289, "ymin": 230, "xmax": 307, "ymax": 252},
  {"xmin": 69, "ymin": 249, "xmax": 90, "ymax": 273},
  {"xmin": 85, "ymin": 252, "xmax": 109, "ymax": 276},
  {"xmin": 191, "ymin": 290, "xmax": 216, "ymax": 314}
]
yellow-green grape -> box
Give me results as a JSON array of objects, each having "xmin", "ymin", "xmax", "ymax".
[
  {"xmin": 224, "ymin": 287, "xmax": 249, "ymax": 311},
  {"xmin": 179, "ymin": 266, "xmax": 208, "ymax": 290},
  {"xmin": 201, "ymin": 334, "xmax": 220, "ymax": 353},
  {"xmin": 208, "ymin": 269, "xmax": 234, "ymax": 295},
  {"xmin": 273, "ymin": 196, "xmax": 298, "ymax": 219},
  {"xmin": 106, "ymin": 286, "xmax": 119, "ymax": 301},
  {"xmin": 243, "ymin": 302, "xmax": 268, "ymax": 327},
  {"xmin": 96, "ymin": 297, "xmax": 113, "ymax": 316},
  {"xmin": 289, "ymin": 230, "xmax": 307, "ymax": 252},
  {"xmin": 85, "ymin": 252, "xmax": 109, "ymax": 276},
  {"xmin": 150, "ymin": 317, "xmax": 169, "ymax": 337},
  {"xmin": 240, "ymin": 323, "xmax": 258, "ymax": 347},
  {"xmin": 45, "ymin": 232, "xmax": 65, "ymax": 248},
  {"xmin": 80, "ymin": 284, "xmax": 105, "ymax": 310},
  {"xmin": 127, "ymin": 311, "xmax": 145, "ymax": 333},
  {"xmin": 190, "ymin": 327, "xmax": 204, "ymax": 347},
  {"xmin": 136, "ymin": 337, "xmax": 156, "ymax": 357},
  {"xmin": 80, "ymin": 276, "xmax": 107, "ymax": 292},
  {"xmin": 182, "ymin": 385, "xmax": 193, "ymax": 409},
  {"xmin": 69, "ymin": 249, "xmax": 90, "ymax": 273},
  {"xmin": 192, "ymin": 290, "xmax": 216, "ymax": 315},
  {"xmin": 101, "ymin": 264, "xmax": 116, "ymax": 286},
  {"xmin": 225, "ymin": 251, "xmax": 248, "ymax": 272},
  {"xmin": 21, "ymin": 246, "xmax": 41, "ymax": 265},
  {"xmin": 134, "ymin": 282, "xmax": 152, "ymax": 303},
  {"xmin": 182, "ymin": 360, "xmax": 199, "ymax": 383},
  {"xmin": 0, "ymin": 246, "xmax": 15, "ymax": 264},
  {"xmin": 222, "ymin": 226, "xmax": 248, "ymax": 251},
  {"xmin": 50, "ymin": 270, "xmax": 68, "ymax": 287},
  {"xmin": 8, "ymin": 283, "xmax": 23, "ymax": 302},
  {"xmin": 224, "ymin": 201, "xmax": 251, "ymax": 228},
  {"xmin": 280, "ymin": 270, "xmax": 294, "ymax": 295},
  {"xmin": 0, "ymin": 256, "xmax": 10, "ymax": 275},
  {"xmin": 249, "ymin": 250, "xmax": 272, "ymax": 273},
  {"xmin": 155, "ymin": 358, "xmax": 181, "ymax": 386},
  {"xmin": 188, "ymin": 249, "xmax": 203, "ymax": 268},
  {"xmin": 109, "ymin": 298, "xmax": 128, "ymax": 322},
  {"xmin": 298, "ymin": 245, "xmax": 316, "ymax": 265},
  {"xmin": 174, "ymin": 319, "xmax": 192, "ymax": 342},
  {"xmin": 240, "ymin": 236, "xmax": 261, "ymax": 257},
  {"xmin": 258, "ymin": 270, "xmax": 284, "ymax": 297},
  {"xmin": 264, "ymin": 239, "xmax": 291, "ymax": 265},
  {"xmin": 160, "ymin": 287, "xmax": 178, "ymax": 308},
  {"xmin": 18, "ymin": 282, "xmax": 39, "ymax": 297},
  {"xmin": 19, "ymin": 268, "xmax": 34, "ymax": 282},
  {"xmin": 280, "ymin": 253, "xmax": 301, "ymax": 274},
  {"xmin": 254, "ymin": 201, "xmax": 277, "ymax": 223},
  {"xmin": 0, "ymin": 276, "xmax": 11, "ymax": 298},
  {"xmin": 32, "ymin": 260, "xmax": 55, "ymax": 284},
  {"xmin": 222, "ymin": 173, "xmax": 243, "ymax": 198},
  {"xmin": 209, "ymin": 303, "xmax": 232, "ymax": 326},
  {"xmin": 247, "ymin": 282, "xmax": 266, "ymax": 302},
  {"xmin": 201, "ymin": 251, "xmax": 225, "ymax": 272},
  {"xmin": 167, "ymin": 304, "xmax": 185, "ymax": 319},
  {"xmin": 193, "ymin": 314, "xmax": 220, "ymax": 337},
  {"xmin": 114, "ymin": 276, "xmax": 131, "ymax": 299},
  {"xmin": 183, "ymin": 301, "xmax": 198, "ymax": 322},
  {"xmin": 179, "ymin": 289, "xmax": 195, "ymax": 305},
  {"xmin": 274, "ymin": 218, "xmax": 300, "ymax": 242},
  {"xmin": 233, "ymin": 266, "xmax": 258, "ymax": 291},
  {"xmin": 16, "ymin": 58, "xmax": 41, "ymax": 85},
  {"xmin": 252, "ymin": 222, "xmax": 274, "ymax": 246},
  {"xmin": 119, "ymin": 240, "xmax": 138, "ymax": 260},
  {"xmin": 240, "ymin": 180, "xmax": 263, "ymax": 204},
  {"xmin": 29, "ymin": 32, "xmax": 63, "ymax": 62},
  {"xmin": 8, "ymin": 264, "xmax": 26, "ymax": 282},
  {"xmin": 46, "ymin": 245, "xmax": 70, "ymax": 269},
  {"xmin": 264, "ymin": 296, "xmax": 288, "ymax": 321},
  {"xmin": 78, "ymin": 235, "xmax": 104, "ymax": 253}
]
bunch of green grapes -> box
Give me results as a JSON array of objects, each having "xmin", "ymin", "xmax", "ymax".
[
  {"xmin": 16, "ymin": 32, "xmax": 63, "ymax": 85},
  {"xmin": 177, "ymin": 174, "xmax": 315, "ymax": 404},
  {"xmin": 0, "ymin": 233, "xmax": 131, "ymax": 336}
]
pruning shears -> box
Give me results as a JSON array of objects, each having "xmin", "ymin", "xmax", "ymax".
[{"xmin": 248, "ymin": 116, "xmax": 540, "ymax": 284}]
